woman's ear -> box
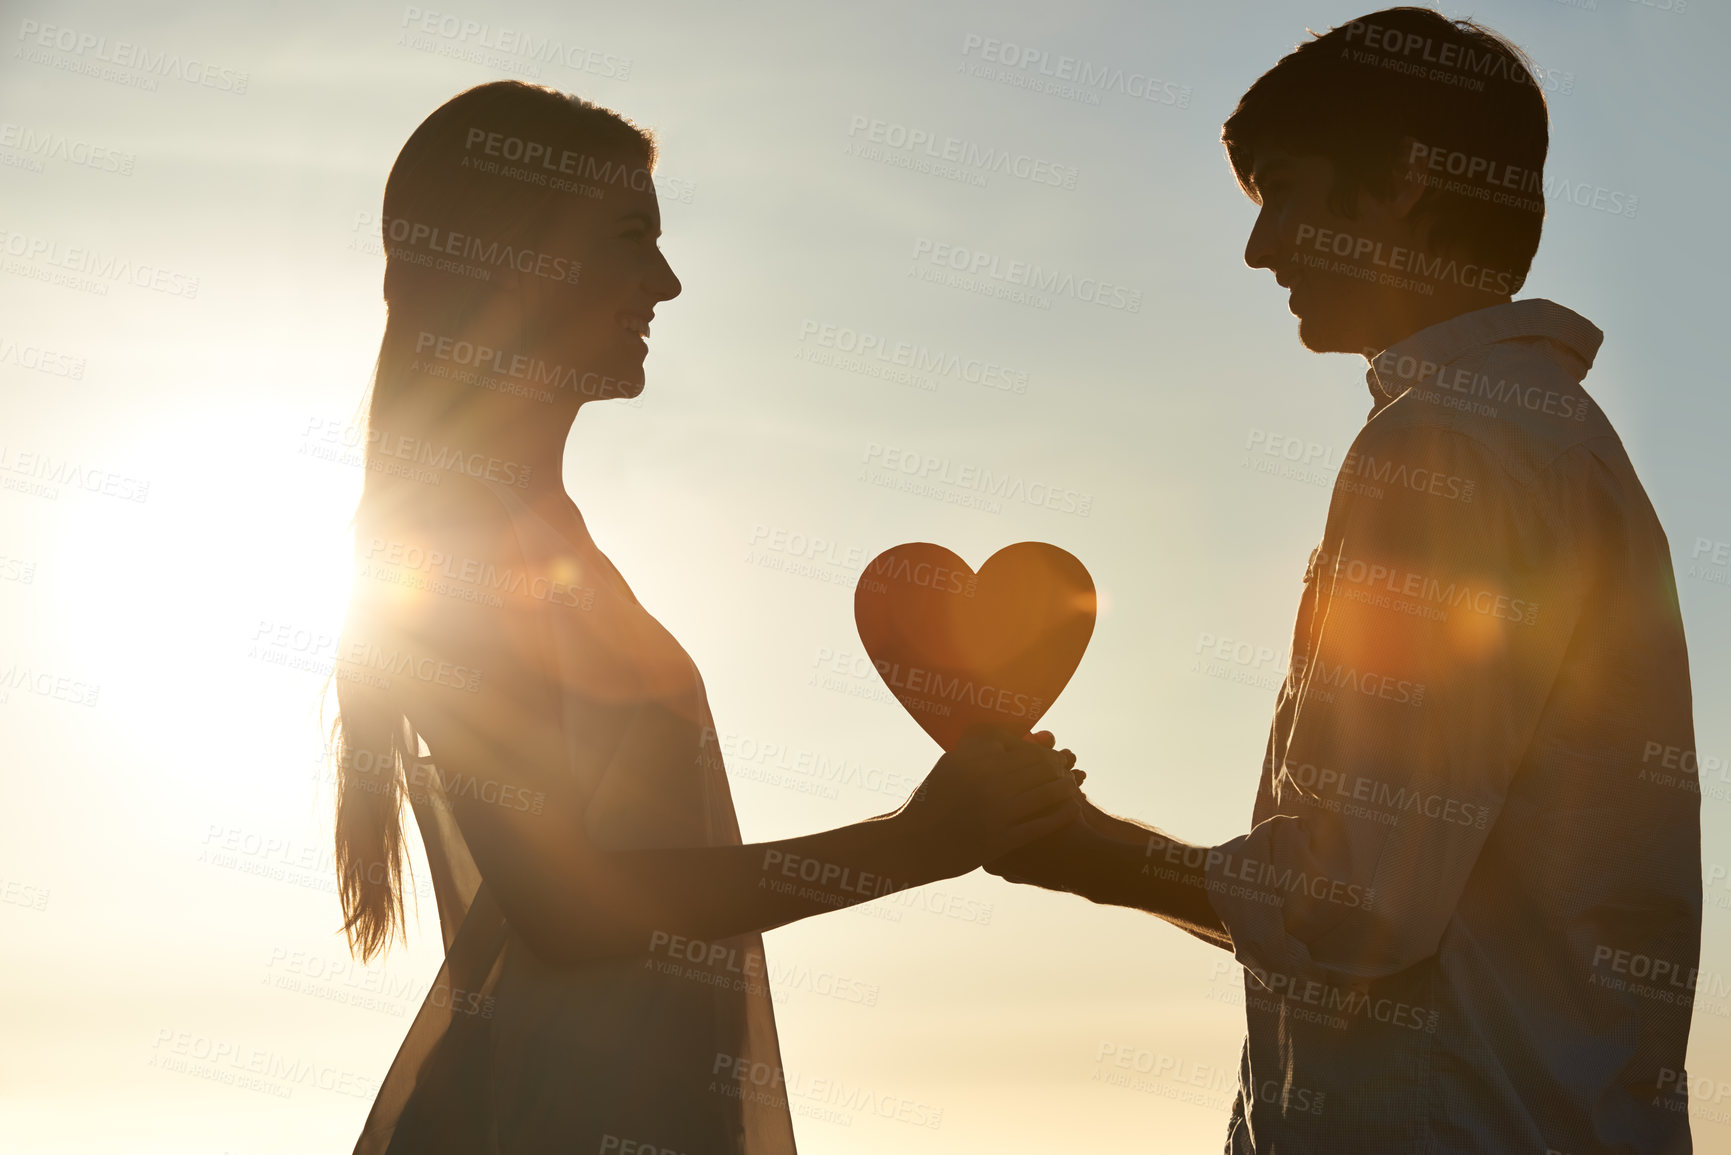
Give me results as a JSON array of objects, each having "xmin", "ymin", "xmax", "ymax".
[{"xmin": 486, "ymin": 252, "xmax": 549, "ymax": 353}]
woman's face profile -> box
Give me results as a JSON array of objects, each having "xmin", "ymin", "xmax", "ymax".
[{"xmin": 522, "ymin": 173, "xmax": 682, "ymax": 404}]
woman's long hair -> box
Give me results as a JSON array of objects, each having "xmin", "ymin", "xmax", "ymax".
[{"xmin": 330, "ymin": 81, "xmax": 655, "ymax": 962}]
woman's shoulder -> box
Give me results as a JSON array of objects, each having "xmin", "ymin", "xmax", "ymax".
[
  {"xmin": 349, "ymin": 477, "xmax": 565, "ymax": 710},
  {"xmin": 353, "ymin": 475, "xmax": 543, "ymax": 644},
  {"xmin": 368, "ymin": 476, "xmax": 529, "ymax": 583}
]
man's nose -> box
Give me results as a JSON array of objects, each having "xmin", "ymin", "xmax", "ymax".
[{"xmin": 1244, "ymin": 206, "xmax": 1279, "ymax": 271}]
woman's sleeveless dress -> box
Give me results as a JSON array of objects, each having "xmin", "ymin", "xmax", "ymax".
[{"xmin": 352, "ymin": 478, "xmax": 798, "ymax": 1155}]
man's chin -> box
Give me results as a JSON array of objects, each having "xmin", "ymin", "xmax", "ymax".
[{"xmin": 1294, "ymin": 313, "xmax": 1356, "ymax": 355}]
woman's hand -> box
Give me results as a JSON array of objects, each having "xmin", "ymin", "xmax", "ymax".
[{"xmin": 893, "ymin": 725, "xmax": 1082, "ymax": 882}]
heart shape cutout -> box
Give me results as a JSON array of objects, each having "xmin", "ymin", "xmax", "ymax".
[{"xmin": 854, "ymin": 542, "xmax": 1096, "ymax": 750}]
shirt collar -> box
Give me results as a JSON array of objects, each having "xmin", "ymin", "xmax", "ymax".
[{"xmin": 1363, "ymin": 298, "xmax": 1604, "ymax": 414}]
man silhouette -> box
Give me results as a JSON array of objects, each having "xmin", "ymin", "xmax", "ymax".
[{"xmin": 989, "ymin": 9, "xmax": 1701, "ymax": 1152}]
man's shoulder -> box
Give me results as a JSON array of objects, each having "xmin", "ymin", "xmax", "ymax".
[{"xmin": 1360, "ymin": 338, "xmax": 1626, "ymax": 493}]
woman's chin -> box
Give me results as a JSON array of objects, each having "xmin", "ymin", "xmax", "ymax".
[{"xmin": 565, "ymin": 363, "xmax": 646, "ymax": 403}]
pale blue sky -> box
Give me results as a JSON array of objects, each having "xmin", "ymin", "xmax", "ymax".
[{"xmin": 2, "ymin": 1, "xmax": 1726, "ymax": 1150}]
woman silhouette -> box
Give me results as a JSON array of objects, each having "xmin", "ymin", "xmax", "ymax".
[{"xmin": 329, "ymin": 81, "xmax": 1079, "ymax": 1155}]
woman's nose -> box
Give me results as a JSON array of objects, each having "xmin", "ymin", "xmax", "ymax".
[{"xmin": 650, "ymin": 251, "xmax": 682, "ymax": 302}]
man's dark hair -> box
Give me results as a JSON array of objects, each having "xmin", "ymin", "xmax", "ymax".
[{"xmin": 1223, "ymin": 7, "xmax": 1549, "ymax": 290}]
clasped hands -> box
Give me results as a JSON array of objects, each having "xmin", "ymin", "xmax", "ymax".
[{"xmin": 893, "ymin": 723, "xmax": 1113, "ymax": 891}]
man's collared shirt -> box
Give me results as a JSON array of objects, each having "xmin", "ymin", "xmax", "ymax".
[{"xmin": 1206, "ymin": 299, "xmax": 1701, "ymax": 1154}]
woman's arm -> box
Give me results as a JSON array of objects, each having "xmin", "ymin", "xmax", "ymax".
[
  {"xmin": 418, "ymin": 692, "xmax": 1078, "ymax": 965},
  {"xmin": 359, "ymin": 491, "xmax": 1079, "ymax": 965}
]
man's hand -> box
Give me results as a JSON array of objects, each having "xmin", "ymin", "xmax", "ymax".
[
  {"xmin": 893, "ymin": 725, "xmax": 1082, "ymax": 883},
  {"xmin": 984, "ymin": 796, "xmax": 1116, "ymax": 891},
  {"xmin": 981, "ymin": 732, "xmax": 1106, "ymax": 891}
]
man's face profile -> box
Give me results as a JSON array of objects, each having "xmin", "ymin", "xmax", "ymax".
[{"xmin": 1241, "ymin": 148, "xmax": 1425, "ymax": 358}]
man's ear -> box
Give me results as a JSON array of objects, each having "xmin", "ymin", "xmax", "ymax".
[{"xmin": 1387, "ymin": 136, "xmax": 1428, "ymax": 219}]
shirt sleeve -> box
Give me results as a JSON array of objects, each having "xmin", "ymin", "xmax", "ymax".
[{"xmin": 1205, "ymin": 426, "xmax": 1597, "ymax": 989}]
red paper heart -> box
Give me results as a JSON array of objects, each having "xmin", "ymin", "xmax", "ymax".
[{"xmin": 854, "ymin": 542, "xmax": 1096, "ymax": 751}]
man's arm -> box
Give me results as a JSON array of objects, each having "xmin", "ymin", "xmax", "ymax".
[
  {"xmin": 988, "ymin": 801, "xmax": 1230, "ymax": 950},
  {"xmin": 992, "ymin": 425, "xmax": 1595, "ymax": 985}
]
